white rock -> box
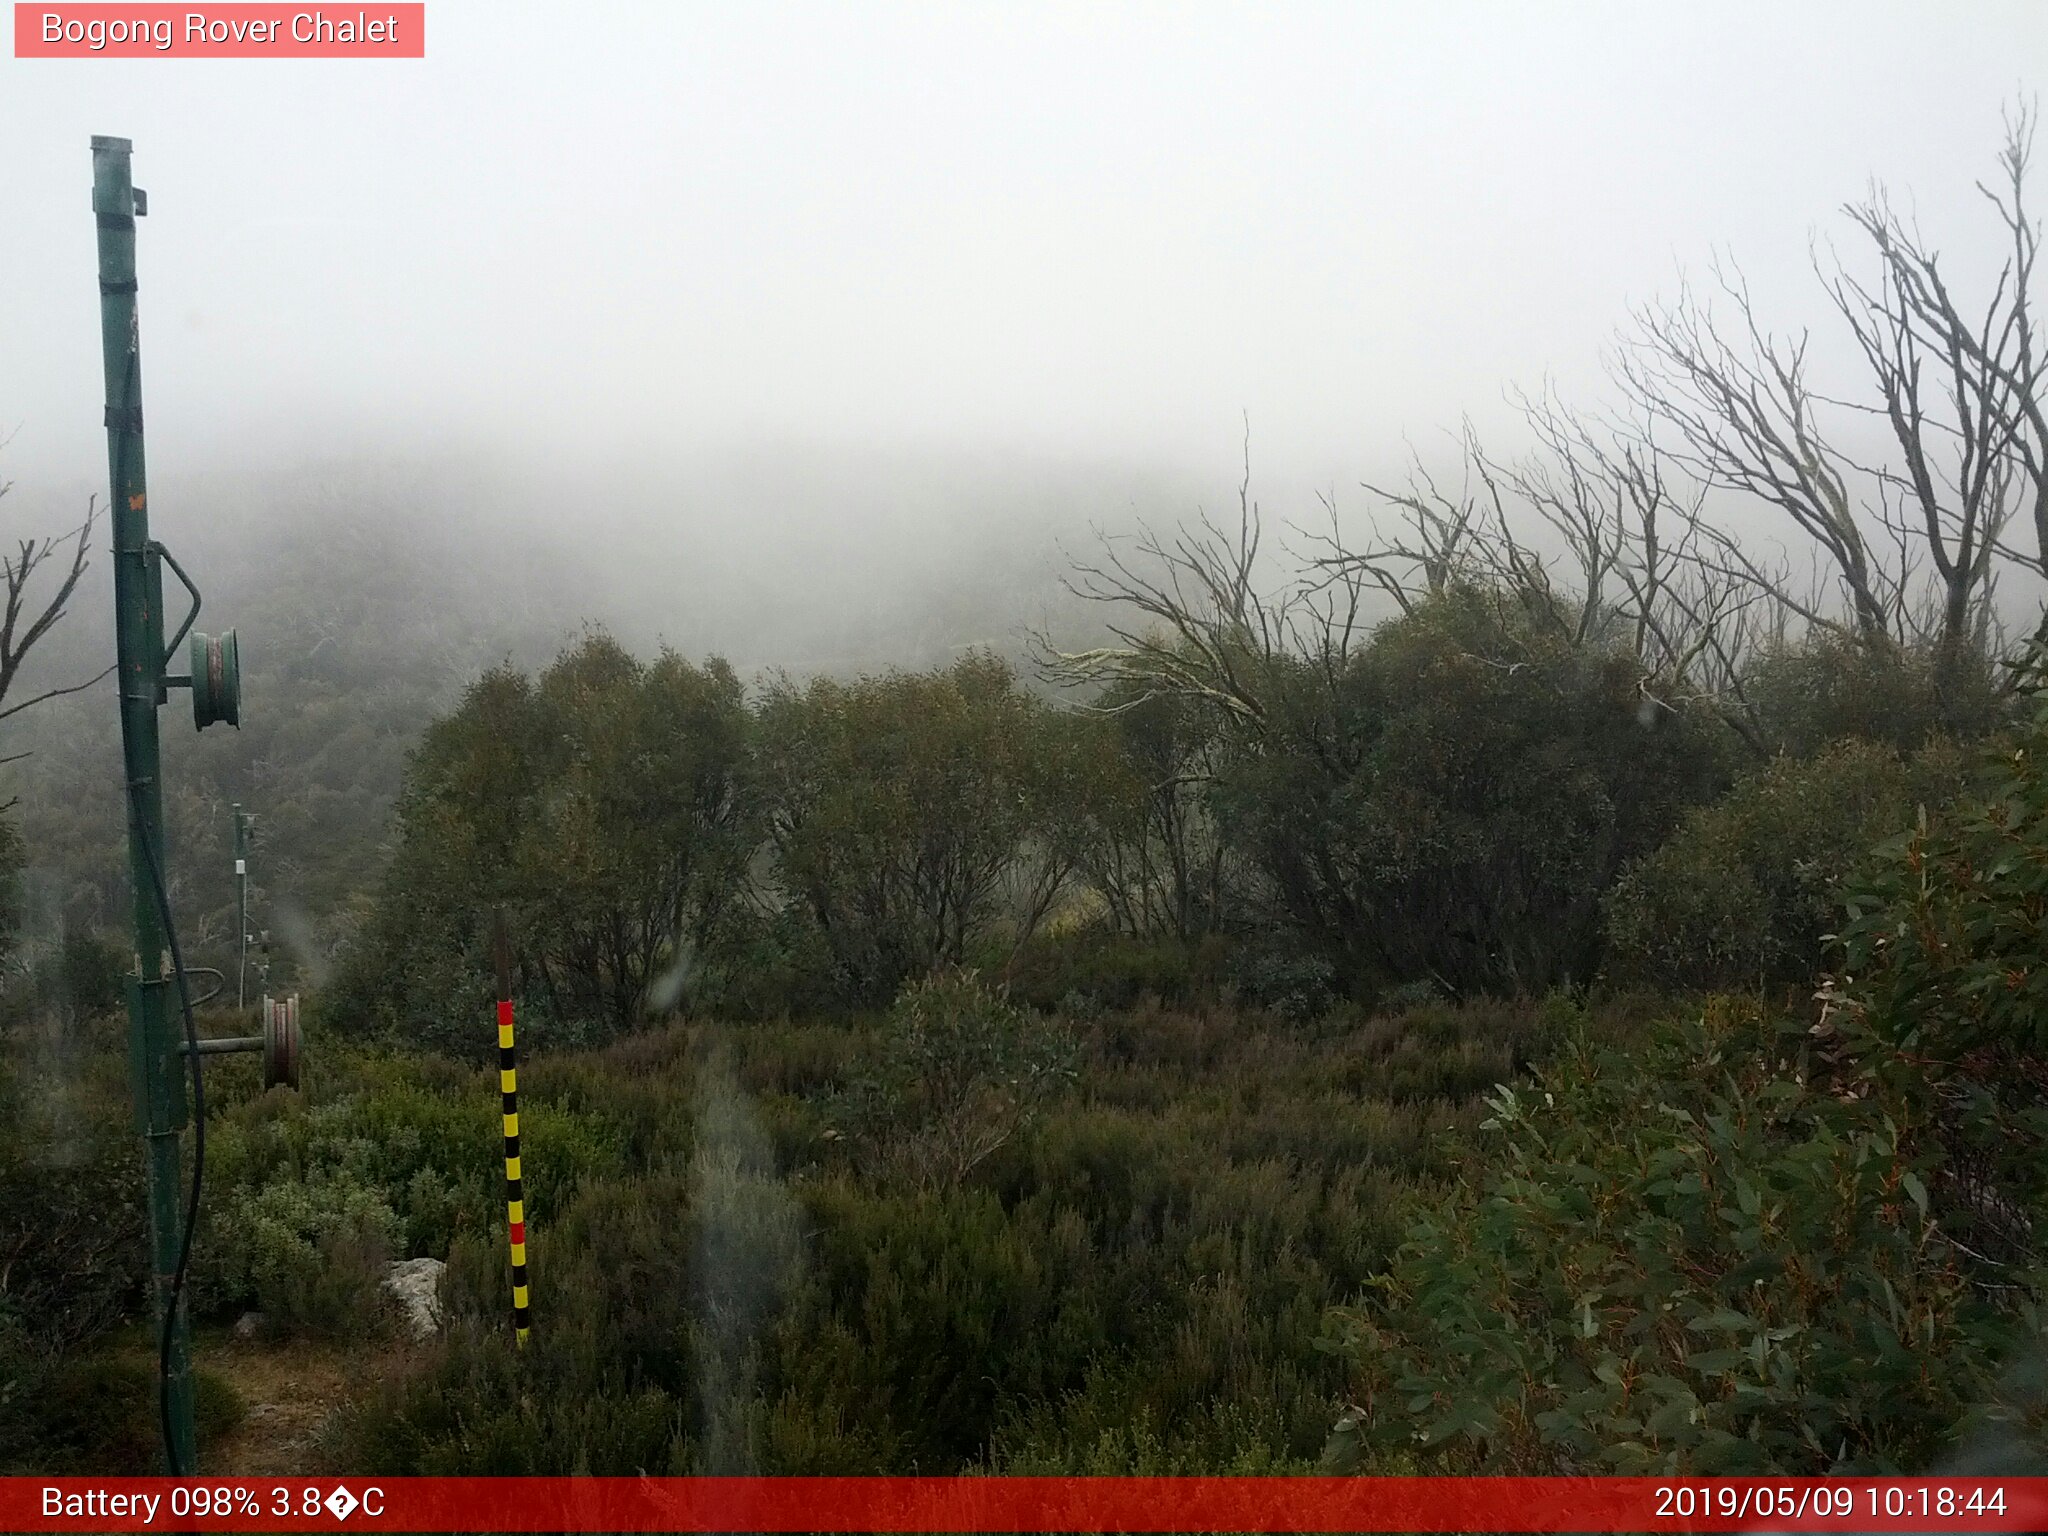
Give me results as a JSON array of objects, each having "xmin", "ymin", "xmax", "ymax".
[{"xmin": 381, "ymin": 1257, "xmax": 446, "ymax": 1342}]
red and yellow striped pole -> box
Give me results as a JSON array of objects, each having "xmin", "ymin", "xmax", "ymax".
[{"xmin": 494, "ymin": 910, "xmax": 530, "ymax": 1346}]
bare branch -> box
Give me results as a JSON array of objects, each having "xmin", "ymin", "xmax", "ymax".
[{"xmin": 0, "ymin": 488, "xmax": 110, "ymax": 730}]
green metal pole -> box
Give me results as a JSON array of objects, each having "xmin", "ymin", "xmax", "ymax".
[{"xmin": 93, "ymin": 134, "xmax": 196, "ymax": 1475}]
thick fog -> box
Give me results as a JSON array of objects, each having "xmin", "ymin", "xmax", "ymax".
[{"xmin": 2, "ymin": 1, "xmax": 2045, "ymax": 666}]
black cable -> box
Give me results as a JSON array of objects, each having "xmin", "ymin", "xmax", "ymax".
[{"xmin": 131, "ymin": 778, "xmax": 205, "ymax": 1478}]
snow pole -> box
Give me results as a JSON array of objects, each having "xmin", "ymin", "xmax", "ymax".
[{"xmin": 494, "ymin": 909, "xmax": 530, "ymax": 1346}]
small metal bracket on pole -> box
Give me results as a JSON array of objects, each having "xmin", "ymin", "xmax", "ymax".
[{"xmin": 233, "ymin": 805, "xmax": 255, "ymax": 1010}]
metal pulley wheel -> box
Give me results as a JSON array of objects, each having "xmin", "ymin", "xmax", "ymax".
[
  {"xmin": 260, "ymin": 992, "xmax": 300, "ymax": 1091},
  {"xmin": 189, "ymin": 628, "xmax": 240, "ymax": 729}
]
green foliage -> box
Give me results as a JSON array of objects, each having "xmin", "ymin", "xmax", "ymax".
[
  {"xmin": 1212, "ymin": 590, "xmax": 1729, "ymax": 993},
  {"xmin": 682, "ymin": 900, "xmax": 842, "ymax": 1021},
  {"xmin": 332, "ymin": 632, "xmax": 752, "ymax": 1051},
  {"xmin": 328, "ymin": 588, "xmax": 2030, "ymax": 1031},
  {"xmin": 1325, "ymin": 997, "xmax": 2029, "ymax": 1473},
  {"xmin": 841, "ymin": 970, "xmax": 1079, "ymax": 1189},
  {"xmin": 194, "ymin": 1175, "xmax": 402, "ymax": 1338},
  {"xmin": 341, "ymin": 637, "xmax": 1121, "ymax": 1035},
  {"xmin": 57, "ymin": 930, "xmax": 127, "ymax": 1017},
  {"xmin": 1745, "ymin": 632, "xmax": 2010, "ymax": 757},
  {"xmin": 755, "ymin": 652, "xmax": 1090, "ymax": 1005},
  {"xmin": 0, "ymin": 1022, "xmax": 145, "ymax": 1358},
  {"xmin": 0, "ymin": 813, "xmax": 22, "ymax": 970},
  {"xmin": 0, "ymin": 1014, "xmax": 160, "ymax": 1472},
  {"xmin": 202, "ymin": 1048, "xmax": 626, "ymax": 1267},
  {"xmin": 1839, "ymin": 700, "xmax": 2048, "ymax": 1062},
  {"xmin": 1831, "ymin": 689, "xmax": 2048, "ymax": 1272},
  {"xmin": 998, "ymin": 930, "xmax": 1236, "ymax": 1016},
  {"xmin": 1227, "ymin": 943, "xmax": 1339, "ymax": 1022},
  {"xmin": 1069, "ymin": 681, "xmax": 1229, "ymax": 940},
  {"xmin": 327, "ymin": 991, "xmax": 1548, "ymax": 1476},
  {"xmin": 1605, "ymin": 738, "xmax": 1972, "ymax": 992},
  {"xmin": 3, "ymin": 1351, "xmax": 243, "ymax": 1474}
]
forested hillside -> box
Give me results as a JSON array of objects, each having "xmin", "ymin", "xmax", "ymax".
[
  {"xmin": 0, "ymin": 485, "xmax": 581, "ymax": 990},
  {"xmin": 0, "ymin": 446, "xmax": 1134, "ymax": 994}
]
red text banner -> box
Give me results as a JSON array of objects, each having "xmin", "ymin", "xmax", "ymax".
[
  {"xmin": 5, "ymin": 1476, "xmax": 2047, "ymax": 1532},
  {"xmin": 13, "ymin": 5, "xmax": 424, "ymax": 57}
]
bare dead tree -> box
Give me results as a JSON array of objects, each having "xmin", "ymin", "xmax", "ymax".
[
  {"xmin": 1612, "ymin": 104, "xmax": 2047, "ymax": 700},
  {"xmin": 0, "ymin": 471, "xmax": 114, "ymax": 774},
  {"xmin": 1500, "ymin": 388, "xmax": 1781, "ymax": 753},
  {"xmin": 1494, "ymin": 392, "xmax": 1626, "ymax": 648},
  {"xmin": 1050, "ymin": 111, "xmax": 2044, "ymax": 763},
  {"xmin": 1036, "ymin": 431, "xmax": 1365, "ymax": 743},
  {"xmin": 1823, "ymin": 99, "xmax": 2045, "ymax": 672},
  {"xmin": 1300, "ymin": 393, "xmax": 1776, "ymax": 750},
  {"xmin": 1617, "ymin": 260, "xmax": 1904, "ymax": 650},
  {"xmin": 1337, "ymin": 418, "xmax": 1586, "ymax": 642},
  {"xmin": 1040, "ymin": 515, "xmax": 1273, "ymax": 729},
  {"xmin": 1339, "ymin": 428, "xmax": 1488, "ymax": 612}
]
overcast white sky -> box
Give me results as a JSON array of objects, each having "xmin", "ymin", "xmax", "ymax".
[{"xmin": 2, "ymin": 1, "xmax": 2044, "ymax": 629}]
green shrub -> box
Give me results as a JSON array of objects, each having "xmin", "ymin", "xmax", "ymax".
[
  {"xmin": 203, "ymin": 1054, "xmax": 626, "ymax": 1262},
  {"xmin": 1831, "ymin": 691, "xmax": 2048, "ymax": 1274},
  {"xmin": 840, "ymin": 970, "xmax": 1078, "ymax": 1190},
  {"xmin": 753, "ymin": 654, "xmax": 1092, "ymax": 1006},
  {"xmin": 684, "ymin": 901, "xmax": 843, "ymax": 1022},
  {"xmin": 1064, "ymin": 680, "xmax": 1230, "ymax": 944},
  {"xmin": 1324, "ymin": 997, "xmax": 2029, "ymax": 1474},
  {"xmin": 2, "ymin": 1351, "xmax": 242, "ymax": 1474},
  {"xmin": 314, "ymin": 989, "xmax": 1590, "ymax": 1477},
  {"xmin": 993, "ymin": 1406, "xmax": 1308, "ymax": 1474},
  {"xmin": 1210, "ymin": 588, "xmax": 1729, "ymax": 994},
  {"xmin": 0, "ymin": 1037, "xmax": 146, "ymax": 1359},
  {"xmin": 1605, "ymin": 738, "xmax": 1971, "ymax": 991},
  {"xmin": 0, "ymin": 813, "xmax": 21, "ymax": 973},
  {"xmin": 330, "ymin": 633, "xmax": 753, "ymax": 1051},
  {"xmin": 0, "ymin": 1298, "xmax": 56, "ymax": 1471},
  {"xmin": 1228, "ymin": 944, "xmax": 1339, "ymax": 1021},
  {"xmin": 1001, "ymin": 931, "xmax": 1234, "ymax": 1014},
  {"xmin": 195, "ymin": 1175, "xmax": 401, "ymax": 1337},
  {"xmin": 1838, "ymin": 700, "xmax": 2048, "ymax": 1065},
  {"xmin": 1745, "ymin": 632, "xmax": 2009, "ymax": 757},
  {"xmin": 57, "ymin": 931, "xmax": 128, "ymax": 1018}
]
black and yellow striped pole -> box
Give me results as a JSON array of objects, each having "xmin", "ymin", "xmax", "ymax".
[{"xmin": 494, "ymin": 910, "xmax": 530, "ymax": 1346}]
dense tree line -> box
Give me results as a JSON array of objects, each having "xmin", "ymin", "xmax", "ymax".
[{"xmin": 328, "ymin": 571, "xmax": 2019, "ymax": 1060}]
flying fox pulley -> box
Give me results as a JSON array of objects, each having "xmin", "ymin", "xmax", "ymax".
[{"xmin": 177, "ymin": 993, "xmax": 301, "ymax": 1091}]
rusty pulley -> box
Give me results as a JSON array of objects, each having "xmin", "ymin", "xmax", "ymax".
[
  {"xmin": 189, "ymin": 628, "xmax": 240, "ymax": 730},
  {"xmin": 259, "ymin": 992, "xmax": 300, "ymax": 1091},
  {"xmin": 181, "ymin": 991, "xmax": 301, "ymax": 1091}
]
